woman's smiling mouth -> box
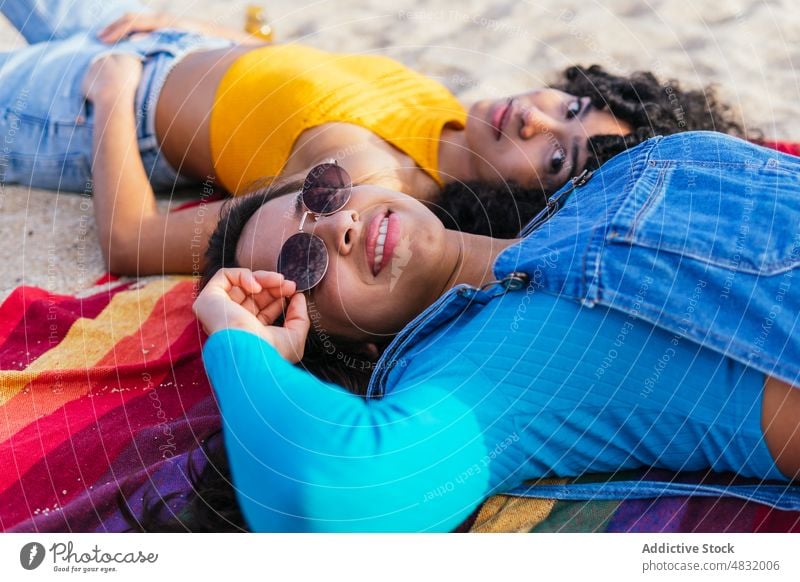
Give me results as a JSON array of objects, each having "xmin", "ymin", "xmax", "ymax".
[{"xmin": 366, "ymin": 211, "xmax": 400, "ymax": 276}]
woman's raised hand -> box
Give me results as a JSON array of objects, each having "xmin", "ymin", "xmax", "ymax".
[
  {"xmin": 96, "ymin": 11, "xmax": 268, "ymax": 46},
  {"xmin": 97, "ymin": 12, "xmax": 189, "ymax": 43},
  {"xmin": 193, "ymin": 268, "xmax": 311, "ymax": 363}
]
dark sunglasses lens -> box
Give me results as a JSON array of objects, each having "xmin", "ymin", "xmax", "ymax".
[
  {"xmin": 302, "ymin": 163, "xmax": 351, "ymax": 214},
  {"xmin": 277, "ymin": 233, "xmax": 329, "ymax": 292}
]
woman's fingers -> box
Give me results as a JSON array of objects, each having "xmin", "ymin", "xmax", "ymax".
[
  {"xmin": 204, "ymin": 268, "xmax": 296, "ymax": 320},
  {"xmin": 220, "ymin": 267, "xmax": 264, "ymax": 296},
  {"xmin": 229, "ymin": 285, "xmax": 247, "ymax": 305},
  {"xmin": 256, "ymin": 297, "xmax": 288, "ymax": 325},
  {"xmin": 260, "ymin": 293, "xmax": 310, "ymax": 363},
  {"xmin": 97, "ymin": 14, "xmax": 141, "ymax": 42},
  {"xmin": 206, "ymin": 268, "xmax": 291, "ymax": 295},
  {"xmin": 202, "ymin": 267, "xmax": 305, "ymax": 326},
  {"xmin": 194, "ymin": 269, "xmax": 311, "ymax": 361},
  {"xmin": 249, "ymin": 282, "xmax": 295, "ymax": 314},
  {"xmin": 97, "ymin": 13, "xmax": 166, "ymax": 43},
  {"xmin": 284, "ymin": 293, "xmax": 311, "ymax": 336},
  {"xmin": 252, "ymin": 270, "xmax": 296, "ymax": 296},
  {"xmin": 253, "ymin": 271, "xmax": 285, "ymax": 288}
]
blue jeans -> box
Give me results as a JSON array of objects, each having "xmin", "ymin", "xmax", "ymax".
[{"xmin": 0, "ymin": 0, "xmax": 232, "ymax": 192}]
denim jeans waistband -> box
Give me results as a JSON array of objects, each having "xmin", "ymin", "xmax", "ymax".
[{"xmin": 129, "ymin": 30, "xmax": 233, "ymax": 188}]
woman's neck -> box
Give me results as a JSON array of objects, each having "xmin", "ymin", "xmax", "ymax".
[
  {"xmin": 438, "ymin": 126, "xmax": 477, "ymax": 183},
  {"xmin": 438, "ymin": 231, "xmax": 518, "ymax": 293}
]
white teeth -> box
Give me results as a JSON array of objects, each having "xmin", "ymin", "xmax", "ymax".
[{"xmin": 373, "ymin": 217, "xmax": 389, "ymax": 273}]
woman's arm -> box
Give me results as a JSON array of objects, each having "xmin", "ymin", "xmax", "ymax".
[
  {"xmin": 203, "ymin": 329, "xmax": 487, "ymax": 532},
  {"xmin": 85, "ymin": 55, "xmax": 226, "ymax": 275},
  {"xmin": 97, "ymin": 12, "xmax": 268, "ymax": 46},
  {"xmin": 194, "ymin": 269, "xmax": 489, "ymax": 532}
]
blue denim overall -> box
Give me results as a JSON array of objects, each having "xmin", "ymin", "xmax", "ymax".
[{"xmin": 368, "ymin": 131, "xmax": 800, "ymax": 509}]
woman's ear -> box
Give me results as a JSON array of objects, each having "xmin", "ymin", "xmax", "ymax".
[{"xmin": 351, "ymin": 342, "xmax": 380, "ymax": 361}]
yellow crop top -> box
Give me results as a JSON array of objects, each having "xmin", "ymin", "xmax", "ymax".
[{"xmin": 210, "ymin": 45, "xmax": 467, "ymax": 194}]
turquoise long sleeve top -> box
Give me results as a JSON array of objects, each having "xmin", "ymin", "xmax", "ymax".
[{"xmin": 201, "ymin": 290, "xmax": 780, "ymax": 532}]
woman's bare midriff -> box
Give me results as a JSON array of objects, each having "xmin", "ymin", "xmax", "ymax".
[
  {"xmin": 154, "ymin": 43, "xmax": 441, "ymax": 198},
  {"xmin": 155, "ymin": 44, "xmax": 257, "ymax": 181}
]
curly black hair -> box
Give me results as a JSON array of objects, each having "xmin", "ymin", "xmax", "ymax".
[{"xmin": 432, "ymin": 64, "xmax": 748, "ymax": 238}]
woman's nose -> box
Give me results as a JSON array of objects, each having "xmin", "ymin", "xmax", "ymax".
[
  {"xmin": 309, "ymin": 209, "xmax": 360, "ymax": 256},
  {"xmin": 518, "ymin": 105, "xmax": 560, "ymax": 140}
]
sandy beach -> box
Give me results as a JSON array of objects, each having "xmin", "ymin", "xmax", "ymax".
[{"xmin": 1, "ymin": 0, "xmax": 799, "ymax": 300}]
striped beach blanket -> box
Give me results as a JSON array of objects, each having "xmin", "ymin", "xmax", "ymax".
[
  {"xmin": 0, "ymin": 276, "xmax": 219, "ymax": 532},
  {"xmin": 2, "ymin": 275, "xmax": 799, "ymax": 533}
]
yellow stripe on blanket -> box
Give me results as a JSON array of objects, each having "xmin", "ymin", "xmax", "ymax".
[
  {"xmin": 0, "ymin": 277, "xmax": 183, "ymax": 405},
  {"xmin": 470, "ymin": 479, "xmax": 568, "ymax": 533}
]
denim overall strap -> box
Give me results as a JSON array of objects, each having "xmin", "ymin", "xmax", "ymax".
[
  {"xmin": 505, "ymin": 481, "xmax": 800, "ymax": 511},
  {"xmin": 367, "ymin": 285, "xmax": 494, "ymax": 398}
]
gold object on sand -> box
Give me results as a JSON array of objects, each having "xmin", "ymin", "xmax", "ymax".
[{"xmin": 245, "ymin": 5, "xmax": 275, "ymax": 42}]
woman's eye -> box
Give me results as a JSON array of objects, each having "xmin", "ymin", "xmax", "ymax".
[
  {"xmin": 550, "ymin": 149, "xmax": 566, "ymax": 173},
  {"xmin": 566, "ymin": 99, "xmax": 582, "ymax": 119}
]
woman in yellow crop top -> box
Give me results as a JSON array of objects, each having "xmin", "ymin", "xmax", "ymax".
[{"xmin": 1, "ymin": 4, "xmax": 746, "ymax": 275}]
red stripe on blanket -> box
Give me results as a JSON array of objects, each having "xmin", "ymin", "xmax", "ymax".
[
  {"xmin": 0, "ymin": 286, "xmax": 76, "ymax": 348},
  {"xmin": 757, "ymin": 140, "xmax": 800, "ymax": 157},
  {"xmin": 0, "ymin": 287, "xmax": 52, "ymax": 344},
  {"xmin": 93, "ymin": 274, "xmax": 121, "ymax": 286},
  {"xmin": 172, "ymin": 192, "xmax": 225, "ymax": 212},
  {"xmin": 0, "ymin": 283, "xmax": 131, "ymax": 369},
  {"xmin": 752, "ymin": 505, "xmax": 800, "ymax": 532}
]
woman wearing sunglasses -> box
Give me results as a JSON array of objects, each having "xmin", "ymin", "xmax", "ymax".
[
  {"xmin": 162, "ymin": 129, "xmax": 800, "ymax": 533},
  {"xmin": 2, "ymin": 0, "xmax": 745, "ymax": 274}
]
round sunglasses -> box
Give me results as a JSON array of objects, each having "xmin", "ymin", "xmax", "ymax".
[{"xmin": 276, "ymin": 162, "xmax": 352, "ymax": 292}]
